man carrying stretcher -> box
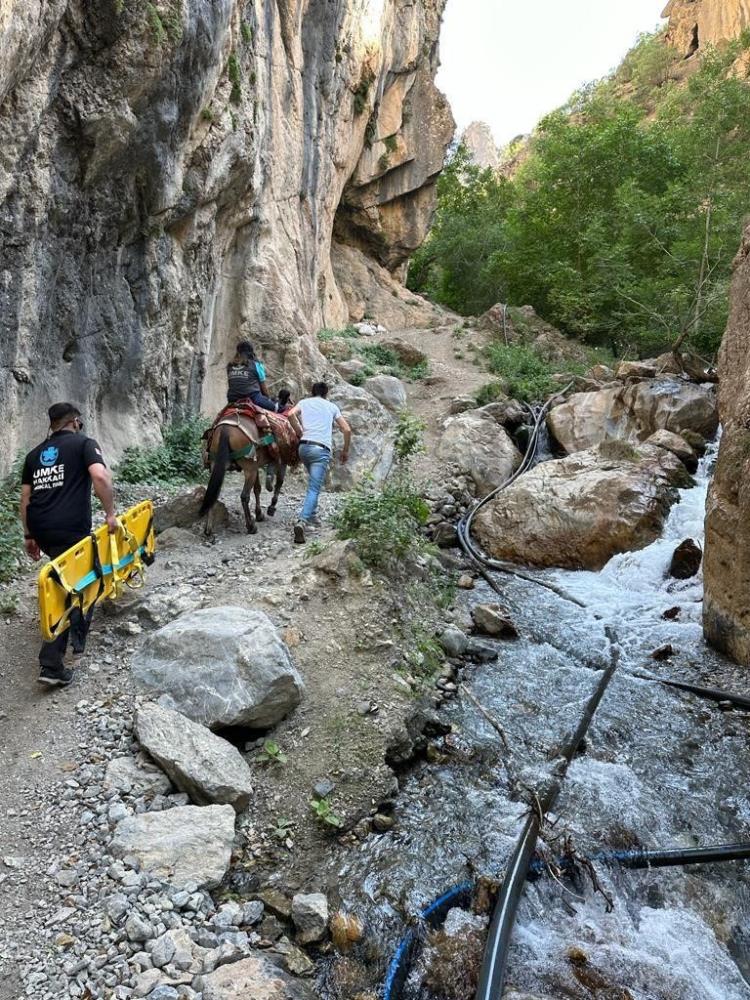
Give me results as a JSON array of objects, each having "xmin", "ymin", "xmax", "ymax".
[{"xmin": 20, "ymin": 402, "xmax": 116, "ymax": 687}]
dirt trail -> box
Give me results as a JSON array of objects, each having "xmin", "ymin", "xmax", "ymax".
[{"xmin": 0, "ymin": 317, "xmax": 488, "ymax": 999}]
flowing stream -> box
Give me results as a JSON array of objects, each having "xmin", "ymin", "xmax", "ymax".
[{"xmin": 328, "ymin": 439, "xmax": 750, "ymax": 999}]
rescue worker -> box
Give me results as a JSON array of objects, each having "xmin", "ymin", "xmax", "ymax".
[
  {"xmin": 226, "ymin": 341, "xmax": 279, "ymax": 412},
  {"xmin": 286, "ymin": 382, "xmax": 351, "ymax": 544},
  {"xmin": 20, "ymin": 403, "xmax": 117, "ymax": 687}
]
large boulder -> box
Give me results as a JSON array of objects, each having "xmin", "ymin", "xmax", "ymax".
[
  {"xmin": 154, "ymin": 488, "xmax": 228, "ymax": 534},
  {"xmin": 201, "ymin": 953, "xmax": 316, "ymax": 999},
  {"xmin": 110, "ymin": 805, "xmax": 235, "ymax": 889},
  {"xmin": 327, "ymin": 383, "xmax": 395, "ymax": 490},
  {"xmin": 135, "ymin": 702, "xmax": 254, "ymax": 811},
  {"xmin": 437, "ymin": 409, "xmax": 522, "ymax": 495},
  {"xmin": 131, "ymin": 607, "xmax": 303, "ymax": 729},
  {"xmin": 473, "ymin": 442, "xmax": 691, "ymax": 571},
  {"xmin": 363, "ymin": 374, "xmax": 408, "ymax": 413},
  {"xmin": 705, "ymin": 224, "xmax": 750, "ymax": 664},
  {"xmin": 547, "ymin": 378, "xmax": 718, "ymax": 454}
]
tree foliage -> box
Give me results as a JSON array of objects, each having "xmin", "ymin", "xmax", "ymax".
[{"xmin": 409, "ymin": 32, "xmax": 750, "ymax": 357}]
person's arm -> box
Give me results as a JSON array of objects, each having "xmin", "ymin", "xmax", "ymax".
[
  {"xmin": 89, "ymin": 463, "xmax": 118, "ymax": 533},
  {"xmin": 256, "ymin": 361, "xmax": 270, "ymax": 396},
  {"xmin": 335, "ymin": 415, "xmax": 352, "ymax": 463},
  {"xmin": 19, "ymin": 484, "xmax": 40, "ymax": 561},
  {"xmin": 287, "ymin": 404, "xmax": 304, "ymax": 439}
]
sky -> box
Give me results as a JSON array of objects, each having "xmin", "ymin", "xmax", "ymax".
[{"xmin": 437, "ymin": 0, "xmax": 667, "ymax": 147}]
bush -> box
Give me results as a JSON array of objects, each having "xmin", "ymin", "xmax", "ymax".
[
  {"xmin": 117, "ymin": 416, "xmax": 210, "ymax": 485},
  {"xmin": 334, "ymin": 412, "xmax": 428, "ymax": 570},
  {"xmin": 475, "ymin": 381, "xmax": 507, "ymax": 407},
  {"xmin": 484, "ymin": 344, "xmax": 560, "ymax": 402},
  {"xmin": 317, "ymin": 325, "xmax": 360, "ymax": 342},
  {"xmin": 0, "ymin": 458, "xmax": 24, "ymax": 585},
  {"xmin": 356, "ymin": 344, "xmax": 428, "ymax": 381}
]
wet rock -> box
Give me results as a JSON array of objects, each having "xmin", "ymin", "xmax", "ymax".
[
  {"xmin": 104, "ymin": 757, "xmax": 172, "ymax": 797},
  {"xmin": 432, "ymin": 523, "xmax": 458, "ymax": 549},
  {"xmin": 132, "ymin": 607, "xmax": 304, "ymax": 729},
  {"xmin": 662, "ymin": 606, "xmax": 682, "ymax": 620},
  {"xmin": 647, "ymin": 429, "xmax": 698, "ymax": 473},
  {"xmin": 457, "ymin": 574, "xmax": 475, "ymax": 589},
  {"xmin": 273, "ymin": 938, "xmax": 315, "ymax": 977},
  {"xmin": 479, "ymin": 399, "xmax": 529, "ymax": 432},
  {"xmin": 291, "ymin": 893, "xmax": 329, "ymax": 944},
  {"xmin": 154, "ymin": 488, "xmax": 228, "ymax": 534},
  {"xmin": 440, "ymin": 626, "xmax": 468, "ymax": 658},
  {"xmin": 135, "ymin": 702, "xmax": 254, "ymax": 811},
  {"xmin": 110, "ymin": 805, "xmax": 235, "ymax": 889},
  {"xmin": 257, "ymin": 888, "xmax": 293, "ymax": 920},
  {"xmin": 669, "ymin": 538, "xmax": 703, "ymax": 580},
  {"xmin": 474, "ymin": 442, "xmax": 690, "ymax": 571},
  {"xmin": 200, "ymin": 952, "xmax": 317, "ymax": 999},
  {"xmin": 652, "ymin": 644, "xmax": 676, "ymax": 661},
  {"xmin": 363, "ymin": 374, "xmax": 407, "ymax": 413},
  {"xmin": 548, "ymin": 379, "xmax": 718, "ymax": 455},
  {"xmin": 679, "ymin": 428, "xmax": 708, "ymax": 457},
  {"xmin": 464, "ymin": 638, "xmax": 498, "ymax": 663},
  {"xmin": 330, "ymin": 912, "xmax": 364, "ymax": 954},
  {"xmin": 471, "ymin": 604, "xmax": 519, "ymax": 638},
  {"xmin": 372, "ymin": 813, "xmax": 395, "ymax": 832},
  {"xmin": 437, "ymin": 410, "xmax": 522, "ymax": 495}
]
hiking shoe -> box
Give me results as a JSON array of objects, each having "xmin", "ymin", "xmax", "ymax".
[
  {"xmin": 293, "ymin": 521, "xmax": 307, "ymax": 545},
  {"xmin": 38, "ymin": 666, "xmax": 74, "ymax": 687}
]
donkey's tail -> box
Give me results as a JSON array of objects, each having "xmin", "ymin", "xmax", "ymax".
[{"xmin": 200, "ymin": 426, "xmax": 229, "ymax": 516}]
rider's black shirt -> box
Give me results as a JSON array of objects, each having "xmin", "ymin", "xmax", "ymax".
[
  {"xmin": 22, "ymin": 431, "xmax": 105, "ymax": 543},
  {"xmin": 227, "ymin": 362, "xmax": 261, "ymax": 403}
]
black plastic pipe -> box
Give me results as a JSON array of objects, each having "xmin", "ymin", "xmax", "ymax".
[{"xmin": 528, "ymin": 842, "xmax": 750, "ymax": 878}]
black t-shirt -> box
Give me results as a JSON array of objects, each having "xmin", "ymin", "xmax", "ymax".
[
  {"xmin": 22, "ymin": 431, "xmax": 106, "ymax": 542},
  {"xmin": 227, "ymin": 362, "xmax": 261, "ymax": 403}
]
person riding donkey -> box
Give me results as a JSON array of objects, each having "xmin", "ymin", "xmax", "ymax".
[{"xmin": 226, "ymin": 340, "xmax": 283, "ymax": 412}]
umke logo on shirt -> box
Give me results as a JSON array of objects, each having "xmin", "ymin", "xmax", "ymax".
[{"xmin": 33, "ymin": 448, "xmax": 65, "ymax": 491}]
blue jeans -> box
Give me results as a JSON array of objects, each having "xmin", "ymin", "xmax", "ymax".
[{"xmin": 299, "ymin": 443, "xmax": 331, "ymax": 522}]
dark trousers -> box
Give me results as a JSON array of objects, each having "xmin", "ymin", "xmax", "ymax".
[
  {"xmin": 38, "ymin": 536, "xmax": 93, "ymax": 671},
  {"xmin": 249, "ymin": 391, "xmax": 278, "ymax": 412}
]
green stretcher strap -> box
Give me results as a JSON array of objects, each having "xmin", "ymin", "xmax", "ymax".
[
  {"xmin": 230, "ymin": 441, "xmax": 256, "ymax": 462},
  {"xmin": 259, "ymin": 433, "xmax": 275, "ymax": 447}
]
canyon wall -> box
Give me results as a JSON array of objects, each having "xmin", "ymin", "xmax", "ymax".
[
  {"xmin": 663, "ymin": 0, "xmax": 750, "ymax": 57},
  {"xmin": 0, "ymin": 0, "xmax": 453, "ymax": 465}
]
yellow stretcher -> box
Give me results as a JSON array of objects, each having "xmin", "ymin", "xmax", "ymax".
[{"xmin": 38, "ymin": 500, "xmax": 156, "ymax": 642}]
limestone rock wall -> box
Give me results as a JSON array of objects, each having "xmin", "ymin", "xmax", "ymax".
[
  {"xmin": 663, "ymin": 0, "xmax": 750, "ymax": 57},
  {"xmin": 0, "ymin": 0, "xmax": 454, "ymax": 467},
  {"xmin": 704, "ymin": 225, "xmax": 750, "ymax": 663}
]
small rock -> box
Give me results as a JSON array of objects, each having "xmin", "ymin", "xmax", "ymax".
[
  {"xmin": 669, "ymin": 538, "xmax": 702, "ymax": 580},
  {"xmin": 457, "ymin": 574, "xmax": 475, "ymax": 590},
  {"xmin": 291, "ymin": 893, "xmax": 329, "ymax": 945},
  {"xmin": 440, "ymin": 626, "xmax": 468, "ymax": 658},
  {"xmin": 241, "ymin": 900, "xmax": 264, "ymax": 926},
  {"xmin": 329, "ymin": 912, "xmax": 364, "ymax": 953},
  {"xmin": 471, "ymin": 603, "xmax": 519, "ymax": 639},
  {"xmin": 312, "ymin": 779, "xmax": 335, "ymax": 801},
  {"xmin": 433, "ymin": 523, "xmax": 458, "ymax": 549},
  {"xmin": 372, "ymin": 814, "xmax": 395, "ymax": 832},
  {"xmin": 126, "ymin": 913, "xmax": 155, "ymax": 943},
  {"xmin": 652, "ymin": 644, "xmax": 676, "ymax": 661},
  {"xmin": 257, "ymin": 888, "xmax": 292, "ymax": 920},
  {"xmin": 662, "ymin": 607, "xmax": 681, "ymax": 621}
]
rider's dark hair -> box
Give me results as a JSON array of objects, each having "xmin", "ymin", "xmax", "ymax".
[
  {"xmin": 48, "ymin": 402, "xmax": 81, "ymax": 429},
  {"xmin": 311, "ymin": 382, "xmax": 329, "ymax": 398},
  {"xmin": 277, "ymin": 388, "xmax": 291, "ymax": 406},
  {"xmin": 235, "ymin": 340, "xmax": 255, "ymax": 362}
]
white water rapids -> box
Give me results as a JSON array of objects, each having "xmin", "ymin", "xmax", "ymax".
[{"xmin": 331, "ymin": 437, "xmax": 750, "ymax": 1000}]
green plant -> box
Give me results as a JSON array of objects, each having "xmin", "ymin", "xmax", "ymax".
[
  {"xmin": 240, "ymin": 21, "xmax": 253, "ymax": 44},
  {"xmin": 116, "ymin": 416, "xmax": 210, "ymax": 485},
  {"xmin": 227, "ymin": 52, "xmax": 242, "ymax": 105},
  {"xmin": 303, "ymin": 540, "xmax": 325, "ymax": 558},
  {"xmin": 353, "ymin": 72, "xmax": 374, "ymax": 116},
  {"xmin": 384, "ymin": 134, "xmax": 398, "ymax": 154},
  {"xmin": 378, "ymin": 153, "xmax": 390, "ymax": 174},
  {"xmin": 145, "ymin": 2, "xmax": 167, "ymax": 45},
  {"xmin": 310, "ymin": 797, "xmax": 343, "ymax": 828},
  {"xmin": 114, "ymin": 0, "xmax": 125, "ymax": 13},
  {"xmin": 335, "ymin": 473, "xmax": 429, "ymax": 570},
  {"xmin": 271, "ymin": 816, "xmax": 294, "ymax": 842},
  {"xmin": 260, "ymin": 739, "xmax": 287, "ymax": 765},
  {"xmin": 484, "ymin": 344, "xmax": 560, "ymax": 402},
  {"xmin": 317, "ymin": 325, "xmax": 360, "ymax": 342},
  {"xmin": 364, "ymin": 116, "xmax": 377, "ymax": 148},
  {"xmin": 405, "ymin": 629, "xmax": 444, "ymax": 679},
  {"xmin": 0, "ymin": 591, "xmax": 19, "ymax": 615},
  {"xmin": 348, "ymin": 370, "xmax": 365, "ymax": 387},
  {"xmin": 475, "ymin": 381, "xmax": 507, "ymax": 407},
  {"xmin": 201, "ymin": 107, "xmax": 214, "ymax": 122},
  {"xmin": 394, "ymin": 412, "xmax": 425, "ymax": 461},
  {"xmin": 0, "ymin": 458, "xmax": 24, "ymax": 586}
]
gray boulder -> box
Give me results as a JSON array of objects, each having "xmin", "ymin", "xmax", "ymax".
[
  {"xmin": 363, "ymin": 374, "xmax": 407, "ymax": 413},
  {"xmin": 327, "ymin": 383, "xmax": 395, "ymax": 490},
  {"xmin": 135, "ymin": 702, "xmax": 254, "ymax": 812},
  {"xmin": 154, "ymin": 487, "xmax": 228, "ymax": 534},
  {"xmin": 131, "ymin": 607, "xmax": 304, "ymax": 729},
  {"xmin": 201, "ymin": 952, "xmax": 317, "ymax": 999},
  {"xmin": 104, "ymin": 756, "xmax": 172, "ymax": 797},
  {"xmin": 110, "ymin": 805, "xmax": 235, "ymax": 889},
  {"xmin": 437, "ymin": 410, "xmax": 522, "ymax": 495},
  {"xmin": 291, "ymin": 893, "xmax": 329, "ymax": 944}
]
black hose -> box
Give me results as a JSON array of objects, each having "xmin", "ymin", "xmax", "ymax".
[
  {"xmin": 528, "ymin": 842, "xmax": 750, "ymax": 878},
  {"xmin": 475, "ymin": 629, "xmax": 621, "ymax": 1000}
]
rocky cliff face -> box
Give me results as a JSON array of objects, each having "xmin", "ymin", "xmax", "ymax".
[
  {"xmin": 663, "ymin": 0, "xmax": 750, "ymax": 57},
  {"xmin": 704, "ymin": 225, "xmax": 750, "ymax": 663},
  {"xmin": 0, "ymin": 0, "xmax": 453, "ymax": 466},
  {"xmin": 460, "ymin": 121, "xmax": 500, "ymax": 171}
]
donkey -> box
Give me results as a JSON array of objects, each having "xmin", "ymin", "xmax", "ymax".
[{"xmin": 200, "ymin": 416, "xmax": 287, "ymax": 535}]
